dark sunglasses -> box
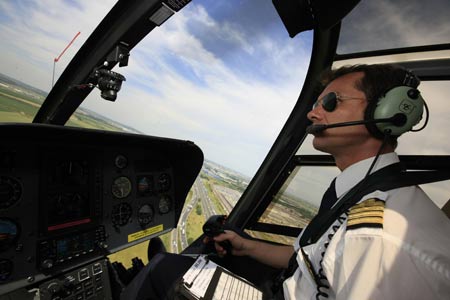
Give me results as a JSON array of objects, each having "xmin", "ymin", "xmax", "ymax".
[{"xmin": 312, "ymin": 92, "xmax": 365, "ymax": 112}]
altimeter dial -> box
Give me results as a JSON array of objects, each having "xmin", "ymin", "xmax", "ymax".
[{"xmin": 0, "ymin": 176, "xmax": 22, "ymax": 210}]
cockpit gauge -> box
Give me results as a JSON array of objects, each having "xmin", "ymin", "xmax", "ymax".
[
  {"xmin": 157, "ymin": 173, "xmax": 171, "ymax": 191},
  {"xmin": 111, "ymin": 203, "xmax": 132, "ymax": 227},
  {"xmin": 0, "ymin": 218, "xmax": 19, "ymax": 251},
  {"xmin": 137, "ymin": 176, "xmax": 153, "ymax": 196},
  {"xmin": 0, "ymin": 259, "xmax": 13, "ymax": 282},
  {"xmin": 158, "ymin": 195, "xmax": 172, "ymax": 214},
  {"xmin": 138, "ymin": 204, "xmax": 154, "ymax": 226},
  {"xmin": 57, "ymin": 161, "xmax": 86, "ymax": 185},
  {"xmin": 111, "ymin": 176, "xmax": 132, "ymax": 199},
  {"xmin": 114, "ymin": 154, "xmax": 128, "ymax": 169},
  {"xmin": 0, "ymin": 176, "xmax": 22, "ymax": 210}
]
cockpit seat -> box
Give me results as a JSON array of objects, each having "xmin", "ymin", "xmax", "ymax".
[{"xmin": 442, "ymin": 199, "xmax": 450, "ymax": 218}]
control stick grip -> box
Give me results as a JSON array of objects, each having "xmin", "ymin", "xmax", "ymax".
[{"xmin": 202, "ymin": 215, "xmax": 233, "ymax": 254}]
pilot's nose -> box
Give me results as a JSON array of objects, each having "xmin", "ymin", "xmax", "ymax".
[{"xmin": 307, "ymin": 103, "xmax": 322, "ymax": 122}]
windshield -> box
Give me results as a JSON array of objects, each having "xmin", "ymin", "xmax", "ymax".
[
  {"xmin": 337, "ymin": 0, "xmax": 450, "ymax": 54},
  {"xmin": 77, "ymin": 1, "xmax": 312, "ymax": 178},
  {"xmin": 0, "ymin": 0, "xmax": 311, "ymax": 179},
  {"xmin": 0, "ymin": 1, "xmax": 116, "ymax": 123}
]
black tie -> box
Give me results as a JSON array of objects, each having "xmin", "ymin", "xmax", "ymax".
[
  {"xmin": 318, "ymin": 178, "xmax": 337, "ymax": 213},
  {"xmin": 278, "ymin": 178, "xmax": 338, "ymax": 284}
]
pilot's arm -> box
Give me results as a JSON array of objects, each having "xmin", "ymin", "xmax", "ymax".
[{"xmin": 212, "ymin": 230, "xmax": 295, "ymax": 269}]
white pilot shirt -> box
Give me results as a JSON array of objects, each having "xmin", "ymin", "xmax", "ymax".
[{"xmin": 283, "ymin": 152, "xmax": 450, "ymax": 300}]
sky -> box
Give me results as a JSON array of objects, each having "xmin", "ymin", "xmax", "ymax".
[{"xmin": 0, "ymin": 0, "xmax": 312, "ymax": 177}]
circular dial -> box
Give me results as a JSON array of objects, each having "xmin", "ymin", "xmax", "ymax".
[
  {"xmin": 111, "ymin": 176, "xmax": 132, "ymax": 199},
  {"xmin": 0, "ymin": 176, "xmax": 22, "ymax": 209},
  {"xmin": 57, "ymin": 161, "xmax": 86, "ymax": 185},
  {"xmin": 138, "ymin": 204, "xmax": 154, "ymax": 226},
  {"xmin": 114, "ymin": 154, "xmax": 128, "ymax": 169},
  {"xmin": 157, "ymin": 173, "xmax": 171, "ymax": 192},
  {"xmin": 111, "ymin": 203, "xmax": 132, "ymax": 226},
  {"xmin": 0, "ymin": 219, "xmax": 19, "ymax": 251},
  {"xmin": 158, "ymin": 195, "xmax": 172, "ymax": 214}
]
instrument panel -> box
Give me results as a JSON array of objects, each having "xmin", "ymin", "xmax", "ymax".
[{"xmin": 0, "ymin": 124, "xmax": 203, "ymax": 297}]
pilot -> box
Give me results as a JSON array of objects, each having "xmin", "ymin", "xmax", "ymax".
[
  {"xmin": 123, "ymin": 64, "xmax": 450, "ymax": 300},
  {"xmin": 210, "ymin": 64, "xmax": 450, "ymax": 300}
]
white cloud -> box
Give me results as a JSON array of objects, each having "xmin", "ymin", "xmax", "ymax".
[
  {"xmin": 78, "ymin": 2, "xmax": 310, "ymax": 175},
  {"xmin": 340, "ymin": 1, "xmax": 450, "ymax": 53}
]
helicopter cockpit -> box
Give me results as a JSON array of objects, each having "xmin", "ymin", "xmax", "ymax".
[{"xmin": 1, "ymin": 0, "xmax": 449, "ymax": 299}]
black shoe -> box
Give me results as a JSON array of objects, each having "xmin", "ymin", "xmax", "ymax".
[{"xmin": 147, "ymin": 236, "xmax": 167, "ymax": 262}]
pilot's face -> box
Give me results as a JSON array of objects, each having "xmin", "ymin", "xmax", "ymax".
[{"xmin": 307, "ymin": 72, "xmax": 373, "ymax": 156}]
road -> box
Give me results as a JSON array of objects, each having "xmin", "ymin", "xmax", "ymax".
[
  {"xmin": 170, "ymin": 178, "xmax": 202, "ymax": 252},
  {"xmin": 170, "ymin": 177, "xmax": 240, "ymax": 252}
]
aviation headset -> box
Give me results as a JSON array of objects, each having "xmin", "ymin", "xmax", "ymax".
[{"xmin": 364, "ymin": 69, "xmax": 425, "ymax": 139}]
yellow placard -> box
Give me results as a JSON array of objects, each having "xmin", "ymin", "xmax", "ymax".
[{"xmin": 128, "ymin": 224, "xmax": 164, "ymax": 243}]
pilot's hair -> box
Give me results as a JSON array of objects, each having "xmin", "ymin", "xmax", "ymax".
[
  {"xmin": 319, "ymin": 64, "xmax": 419, "ymax": 147},
  {"xmin": 320, "ymin": 63, "xmax": 419, "ymax": 105}
]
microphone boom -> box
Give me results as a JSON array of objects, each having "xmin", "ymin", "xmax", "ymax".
[{"xmin": 306, "ymin": 114, "xmax": 406, "ymax": 135}]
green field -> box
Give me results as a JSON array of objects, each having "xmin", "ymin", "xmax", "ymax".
[
  {"xmin": 0, "ymin": 84, "xmax": 129, "ymax": 132},
  {"xmin": 0, "ymin": 93, "xmax": 40, "ymax": 122}
]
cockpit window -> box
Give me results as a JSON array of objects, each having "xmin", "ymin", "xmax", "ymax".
[
  {"xmin": 0, "ymin": 1, "xmax": 116, "ymax": 123},
  {"xmin": 337, "ymin": 0, "xmax": 450, "ymax": 54},
  {"xmin": 76, "ymin": 0, "xmax": 312, "ymax": 180}
]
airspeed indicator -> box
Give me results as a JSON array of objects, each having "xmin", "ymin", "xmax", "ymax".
[{"xmin": 111, "ymin": 176, "xmax": 132, "ymax": 199}]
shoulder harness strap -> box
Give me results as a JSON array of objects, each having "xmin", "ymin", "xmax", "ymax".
[{"xmin": 300, "ymin": 163, "xmax": 450, "ymax": 246}]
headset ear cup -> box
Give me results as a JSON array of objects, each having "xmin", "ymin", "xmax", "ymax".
[{"xmin": 371, "ymin": 86, "xmax": 424, "ymax": 137}]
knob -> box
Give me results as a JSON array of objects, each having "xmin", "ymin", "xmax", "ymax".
[
  {"xmin": 63, "ymin": 275, "xmax": 76, "ymax": 288},
  {"xmin": 407, "ymin": 88, "xmax": 420, "ymax": 99},
  {"xmin": 41, "ymin": 259, "xmax": 54, "ymax": 269},
  {"xmin": 47, "ymin": 282, "xmax": 61, "ymax": 294}
]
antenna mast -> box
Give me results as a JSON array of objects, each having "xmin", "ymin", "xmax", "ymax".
[{"xmin": 52, "ymin": 31, "xmax": 81, "ymax": 87}]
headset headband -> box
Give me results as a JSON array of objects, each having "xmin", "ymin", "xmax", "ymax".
[{"xmin": 403, "ymin": 69, "xmax": 420, "ymax": 88}]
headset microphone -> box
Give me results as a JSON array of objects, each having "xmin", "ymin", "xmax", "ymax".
[{"xmin": 306, "ymin": 113, "xmax": 407, "ymax": 135}]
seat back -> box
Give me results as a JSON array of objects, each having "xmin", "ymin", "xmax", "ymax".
[{"xmin": 442, "ymin": 199, "xmax": 450, "ymax": 218}]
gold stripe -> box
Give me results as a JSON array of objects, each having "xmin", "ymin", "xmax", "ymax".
[
  {"xmin": 350, "ymin": 198, "xmax": 385, "ymax": 210},
  {"xmin": 348, "ymin": 211, "xmax": 384, "ymax": 220},
  {"xmin": 347, "ymin": 216, "xmax": 383, "ymax": 226},
  {"xmin": 347, "ymin": 198, "xmax": 385, "ymax": 228},
  {"xmin": 349, "ymin": 206, "xmax": 384, "ymax": 214}
]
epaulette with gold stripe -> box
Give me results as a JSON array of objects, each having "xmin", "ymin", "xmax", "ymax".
[{"xmin": 347, "ymin": 198, "xmax": 385, "ymax": 230}]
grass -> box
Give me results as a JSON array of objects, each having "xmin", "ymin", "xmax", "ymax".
[
  {"xmin": 0, "ymin": 95, "xmax": 39, "ymax": 122},
  {"xmin": 186, "ymin": 202, "xmax": 206, "ymax": 245},
  {"xmin": 0, "ymin": 111, "xmax": 33, "ymax": 122}
]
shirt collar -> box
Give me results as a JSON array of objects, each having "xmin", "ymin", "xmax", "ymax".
[{"xmin": 335, "ymin": 152, "xmax": 400, "ymax": 198}]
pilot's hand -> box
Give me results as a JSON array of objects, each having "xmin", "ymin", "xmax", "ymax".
[{"xmin": 209, "ymin": 230, "xmax": 246, "ymax": 257}]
